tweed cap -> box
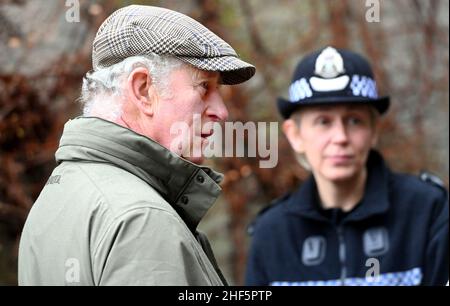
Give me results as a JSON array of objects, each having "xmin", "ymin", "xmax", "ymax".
[{"xmin": 92, "ymin": 5, "xmax": 255, "ymax": 85}]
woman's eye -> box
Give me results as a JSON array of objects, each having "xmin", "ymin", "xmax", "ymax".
[
  {"xmin": 316, "ymin": 117, "xmax": 330, "ymax": 125},
  {"xmin": 348, "ymin": 117, "xmax": 362, "ymax": 125}
]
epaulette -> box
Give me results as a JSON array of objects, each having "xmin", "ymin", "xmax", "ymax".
[
  {"xmin": 419, "ymin": 171, "xmax": 447, "ymax": 193},
  {"xmin": 247, "ymin": 192, "xmax": 291, "ymax": 236}
]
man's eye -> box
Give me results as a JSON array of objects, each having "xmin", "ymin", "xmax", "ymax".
[
  {"xmin": 201, "ymin": 82, "xmax": 209, "ymax": 91},
  {"xmin": 196, "ymin": 81, "xmax": 220, "ymax": 95}
]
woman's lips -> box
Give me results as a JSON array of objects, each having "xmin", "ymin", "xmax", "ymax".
[{"xmin": 326, "ymin": 155, "xmax": 354, "ymax": 164}]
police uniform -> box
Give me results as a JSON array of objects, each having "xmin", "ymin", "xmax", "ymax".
[
  {"xmin": 245, "ymin": 47, "xmax": 449, "ymax": 286},
  {"xmin": 246, "ymin": 150, "xmax": 448, "ymax": 286}
]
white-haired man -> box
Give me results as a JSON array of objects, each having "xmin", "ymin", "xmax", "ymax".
[{"xmin": 18, "ymin": 5, "xmax": 255, "ymax": 286}]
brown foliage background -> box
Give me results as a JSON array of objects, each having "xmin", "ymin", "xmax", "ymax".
[{"xmin": 0, "ymin": 0, "xmax": 448, "ymax": 285}]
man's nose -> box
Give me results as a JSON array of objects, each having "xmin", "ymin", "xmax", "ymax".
[{"xmin": 206, "ymin": 90, "xmax": 229, "ymax": 122}]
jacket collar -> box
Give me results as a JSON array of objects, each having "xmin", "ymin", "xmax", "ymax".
[
  {"xmin": 286, "ymin": 150, "xmax": 391, "ymax": 223},
  {"xmin": 55, "ymin": 117, "xmax": 224, "ymax": 231}
]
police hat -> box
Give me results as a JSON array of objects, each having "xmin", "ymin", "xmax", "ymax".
[{"xmin": 277, "ymin": 46, "xmax": 390, "ymax": 119}]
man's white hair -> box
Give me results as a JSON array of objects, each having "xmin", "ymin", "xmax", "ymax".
[{"xmin": 79, "ymin": 54, "xmax": 185, "ymax": 121}]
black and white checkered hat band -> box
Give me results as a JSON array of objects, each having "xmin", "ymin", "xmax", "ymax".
[
  {"xmin": 289, "ymin": 75, "xmax": 379, "ymax": 102},
  {"xmin": 92, "ymin": 5, "xmax": 255, "ymax": 85},
  {"xmin": 349, "ymin": 75, "xmax": 378, "ymax": 99}
]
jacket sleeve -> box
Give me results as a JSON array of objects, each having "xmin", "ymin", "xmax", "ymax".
[
  {"xmin": 245, "ymin": 225, "xmax": 269, "ymax": 286},
  {"xmin": 92, "ymin": 207, "xmax": 213, "ymax": 286},
  {"xmin": 422, "ymin": 189, "xmax": 449, "ymax": 286}
]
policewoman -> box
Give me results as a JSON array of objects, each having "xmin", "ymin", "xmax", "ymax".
[{"xmin": 245, "ymin": 47, "xmax": 449, "ymax": 286}]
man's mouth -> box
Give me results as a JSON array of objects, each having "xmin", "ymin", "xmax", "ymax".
[{"xmin": 201, "ymin": 132, "xmax": 213, "ymax": 139}]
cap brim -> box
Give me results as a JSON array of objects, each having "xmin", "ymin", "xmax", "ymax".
[
  {"xmin": 176, "ymin": 55, "xmax": 255, "ymax": 85},
  {"xmin": 277, "ymin": 96, "xmax": 390, "ymax": 119}
]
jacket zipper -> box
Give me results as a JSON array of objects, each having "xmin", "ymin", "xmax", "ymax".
[{"xmin": 337, "ymin": 226, "xmax": 347, "ymax": 286}]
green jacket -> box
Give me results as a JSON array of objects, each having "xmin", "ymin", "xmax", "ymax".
[{"xmin": 18, "ymin": 117, "xmax": 227, "ymax": 286}]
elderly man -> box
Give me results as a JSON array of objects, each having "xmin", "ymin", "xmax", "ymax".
[{"xmin": 18, "ymin": 5, "xmax": 254, "ymax": 286}]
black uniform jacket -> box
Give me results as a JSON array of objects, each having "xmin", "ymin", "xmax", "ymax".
[{"xmin": 246, "ymin": 151, "xmax": 448, "ymax": 286}]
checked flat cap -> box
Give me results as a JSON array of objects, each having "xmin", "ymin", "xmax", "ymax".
[{"xmin": 92, "ymin": 5, "xmax": 255, "ymax": 85}]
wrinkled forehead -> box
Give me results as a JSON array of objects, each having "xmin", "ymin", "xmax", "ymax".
[
  {"xmin": 162, "ymin": 64, "xmax": 222, "ymax": 89},
  {"xmin": 187, "ymin": 66, "xmax": 222, "ymax": 83}
]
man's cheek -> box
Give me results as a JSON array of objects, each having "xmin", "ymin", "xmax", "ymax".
[{"xmin": 169, "ymin": 121, "xmax": 191, "ymax": 156}]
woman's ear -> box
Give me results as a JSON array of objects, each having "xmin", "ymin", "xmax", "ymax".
[
  {"xmin": 371, "ymin": 119, "xmax": 381, "ymax": 148},
  {"xmin": 126, "ymin": 67, "xmax": 158, "ymax": 116},
  {"xmin": 282, "ymin": 119, "xmax": 305, "ymax": 154}
]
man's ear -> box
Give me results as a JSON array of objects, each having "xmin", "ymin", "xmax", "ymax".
[
  {"xmin": 282, "ymin": 119, "xmax": 304, "ymax": 154},
  {"xmin": 127, "ymin": 67, "xmax": 158, "ymax": 116}
]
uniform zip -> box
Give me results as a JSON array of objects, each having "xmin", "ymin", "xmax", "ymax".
[{"xmin": 336, "ymin": 226, "xmax": 347, "ymax": 286}]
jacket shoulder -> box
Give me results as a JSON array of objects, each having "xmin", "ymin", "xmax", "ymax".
[
  {"xmin": 418, "ymin": 171, "xmax": 447, "ymax": 194},
  {"xmin": 66, "ymin": 161, "xmax": 176, "ymax": 216},
  {"xmin": 247, "ymin": 193, "xmax": 291, "ymax": 236},
  {"xmin": 390, "ymin": 170, "xmax": 448, "ymax": 204}
]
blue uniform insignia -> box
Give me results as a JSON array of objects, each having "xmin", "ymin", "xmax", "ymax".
[
  {"xmin": 363, "ymin": 227, "xmax": 390, "ymax": 257},
  {"xmin": 302, "ymin": 236, "xmax": 326, "ymax": 266}
]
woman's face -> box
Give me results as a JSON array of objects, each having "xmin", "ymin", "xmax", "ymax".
[{"xmin": 283, "ymin": 104, "xmax": 379, "ymax": 183}]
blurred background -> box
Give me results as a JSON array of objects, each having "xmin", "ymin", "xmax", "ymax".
[{"xmin": 0, "ymin": 0, "xmax": 448, "ymax": 285}]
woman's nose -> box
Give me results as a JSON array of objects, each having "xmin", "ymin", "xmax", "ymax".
[{"xmin": 331, "ymin": 121, "xmax": 349, "ymax": 144}]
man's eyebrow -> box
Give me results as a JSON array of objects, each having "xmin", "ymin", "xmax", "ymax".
[{"xmin": 192, "ymin": 72, "xmax": 221, "ymax": 83}]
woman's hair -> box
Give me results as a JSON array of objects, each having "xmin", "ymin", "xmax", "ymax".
[
  {"xmin": 291, "ymin": 105, "xmax": 380, "ymax": 171},
  {"xmin": 79, "ymin": 54, "xmax": 185, "ymax": 121}
]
